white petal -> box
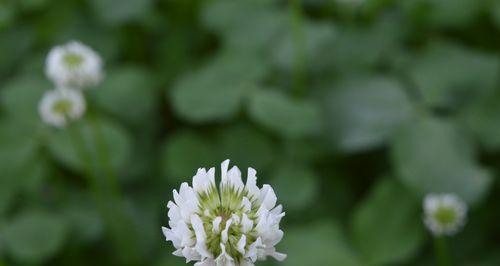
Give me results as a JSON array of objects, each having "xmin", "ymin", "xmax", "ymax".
[
  {"xmin": 221, "ymin": 218, "xmax": 233, "ymax": 243},
  {"xmin": 245, "ymin": 238, "xmax": 263, "ymax": 261},
  {"xmin": 221, "ymin": 159, "xmax": 230, "ymax": 185},
  {"xmin": 173, "ymin": 249, "xmax": 183, "ymax": 257},
  {"xmin": 241, "ymin": 213, "xmax": 254, "ymax": 233},
  {"xmin": 270, "ymin": 252, "xmax": 287, "ymax": 261},
  {"xmin": 191, "ymin": 214, "xmax": 212, "ymax": 258},
  {"xmin": 240, "ymin": 259, "xmax": 255, "ymax": 266},
  {"xmin": 212, "ymin": 217, "xmax": 222, "ymax": 233},
  {"xmin": 237, "ymin": 234, "xmax": 247, "ymax": 254},
  {"xmin": 245, "ymin": 168, "xmax": 260, "ymax": 200},
  {"xmin": 241, "ymin": 197, "xmax": 251, "ymax": 213},
  {"xmin": 195, "ymin": 258, "xmax": 216, "ymax": 266},
  {"xmin": 259, "ymin": 185, "xmax": 277, "ymax": 210},
  {"xmin": 228, "ymin": 166, "xmax": 244, "ymax": 191},
  {"xmin": 182, "ymin": 246, "xmax": 201, "ymax": 262},
  {"xmin": 192, "ymin": 168, "xmax": 208, "ymax": 194}
]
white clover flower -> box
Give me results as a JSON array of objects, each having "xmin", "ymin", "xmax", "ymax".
[
  {"xmin": 162, "ymin": 160, "xmax": 287, "ymax": 266},
  {"xmin": 423, "ymin": 193, "xmax": 468, "ymax": 236},
  {"xmin": 45, "ymin": 41, "xmax": 103, "ymax": 89},
  {"xmin": 38, "ymin": 88, "xmax": 86, "ymax": 128}
]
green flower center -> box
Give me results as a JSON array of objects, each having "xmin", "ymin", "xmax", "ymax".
[
  {"xmin": 52, "ymin": 99, "xmax": 73, "ymax": 115},
  {"xmin": 197, "ymin": 185, "xmax": 259, "ymax": 263},
  {"xmin": 434, "ymin": 207, "xmax": 457, "ymax": 226},
  {"xmin": 63, "ymin": 53, "xmax": 84, "ymax": 67}
]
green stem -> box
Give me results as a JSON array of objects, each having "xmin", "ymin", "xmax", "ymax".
[
  {"xmin": 88, "ymin": 116, "xmax": 142, "ymax": 265},
  {"xmin": 88, "ymin": 115, "xmax": 122, "ymax": 198},
  {"xmin": 67, "ymin": 123, "xmax": 105, "ymax": 208},
  {"xmin": 434, "ymin": 236, "xmax": 452, "ymax": 266},
  {"xmin": 290, "ymin": 0, "xmax": 306, "ymax": 99},
  {"xmin": 68, "ymin": 121, "xmax": 140, "ymax": 265}
]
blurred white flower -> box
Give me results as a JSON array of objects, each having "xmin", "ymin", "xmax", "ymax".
[
  {"xmin": 162, "ymin": 159, "xmax": 286, "ymax": 266},
  {"xmin": 423, "ymin": 193, "xmax": 467, "ymax": 236},
  {"xmin": 45, "ymin": 41, "xmax": 103, "ymax": 89},
  {"xmin": 39, "ymin": 88, "xmax": 86, "ymax": 128}
]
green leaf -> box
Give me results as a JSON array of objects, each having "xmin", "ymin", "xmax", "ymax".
[
  {"xmin": 329, "ymin": 14, "xmax": 402, "ymax": 71},
  {"xmin": 202, "ymin": 0, "xmax": 286, "ymax": 52},
  {"xmin": 248, "ymin": 89, "xmax": 321, "ymax": 138},
  {"xmin": 216, "ymin": 124, "xmax": 275, "ymax": 171},
  {"xmin": 92, "ymin": 66, "xmax": 157, "ymax": 126},
  {"xmin": 18, "ymin": 0, "xmax": 49, "ymax": 11},
  {"xmin": 425, "ymin": 0, "xmax": 482, "ymax": 28},
  {"xmin": 63, "ymin": 193, "xmax": 103, "ymax": 244},
  {"xmin": 459, "ymin": 95, "xmax": 500, "ymax": 150},
  {"xmin": 271, "ymin": 163, "xmax": 318, "ymax": 211},
  {"xmin": 160, "ymin": 131, "xmax": 216, "ymax": 184},
  {"xmin": 352, "ymin": 178, "xmax": 425, "ymax": 265},
  {"xmin": 47, "ymin": 117, "xmax": 132, "ymax": 176},
  {"xmin": 89, "ymin": 0, "xmax": 153, "ymax": 26},
  {"xmin": 2, "ymin": 210, "xmax": 68, "ymax": 263},
  {"xmin": 0, "ymin": 27, "xmax": 33, "ymax": 74},
  {"xmin": 323, "ymin": 76, "xmax": 416, "ymax": 152},
  {"xmin": 1, "ymin": 75, "xmax": 50, "ymax": 123},
  {"xmin": 494, "ymin": 1, "xmax": 500, "ymax": 29},
  {"xmin": 409, "ymin": 42, "xmax": 499, "ymax": 109},
  {"xmin": 282, "ymin": 222, "xmax": 361, "ymax": 266},
  {"xmin": 171, "ymin": 51, "xmax": 265, "ymax": 123},
  {"xmin": 272, "ymin": 21, "xmax": 337, "ymax": 73},
  {"xmin": 391, "ymin": 116, "xmax": 492, "ymax": 205},
  {"xmin": 0, "ymin": 119, "xmax": 46, "ymax": 212},
  {"xmin": 0, "ymin": 1, "xmax": 16, "ymax": 30}
]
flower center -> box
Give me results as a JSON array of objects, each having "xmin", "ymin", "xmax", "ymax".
[
  {"xmin": 63, "ymin": 53, "xmax": 84, "ymax": 67},
  {"xmin": 434, "ymin": 207, "xmax": 457, "ymax": 226},
  {"xmin": 52, "ymin": 99, "xmax": 73, "ymax": 116}
]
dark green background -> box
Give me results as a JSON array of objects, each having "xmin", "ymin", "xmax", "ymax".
[{"xmin": 1, "ymin": 0, "xmax": 500, "ymax": 265}]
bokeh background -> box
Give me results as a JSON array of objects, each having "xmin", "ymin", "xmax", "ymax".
[{"xmin": 2, "ymin": 0, "xmax": 500, "ymax": 265}]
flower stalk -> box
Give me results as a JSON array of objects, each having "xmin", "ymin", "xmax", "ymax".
[
  {"xmin": 433, "ymin": 236, "xmax": 451, "ymax": 266},
  {"xmin": 290, "ymin": 0, "xmax": 306, "ymax": 99}
]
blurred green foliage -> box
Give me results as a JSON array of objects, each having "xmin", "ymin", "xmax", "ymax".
[{"xmin": 1, "ymin": 0, "xmax": 500, "ymax": 265}]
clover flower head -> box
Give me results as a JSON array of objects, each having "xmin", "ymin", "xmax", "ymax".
[
  {"xmin": 38, "ymin": 88, "xmax": 86, "ymax": 128},
  {"xmin": 45, "ymin": 41, "xmax": 103, "ymax": 89},
  {"xmin": 423, "ymin": 193, "xmax": 467, "ymax": 236},
  {"xmin": 162, "ymin": 160, "xmax": 286, "ymax": 266}
]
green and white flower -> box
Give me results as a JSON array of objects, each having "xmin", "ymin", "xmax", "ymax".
[
  {"xmin": 162, "ymin": 160, "xmax": 286, "ymax": 266},
  {"xmin": 38, "ymin": 88, "xmax": 86, "ymax": 128},
  {"xmin": 423, "ymin": 194, "xmax": 467, "ymax": 236},
  {"xmin": 45, "ymin": 41, "xmax": 103, "ymax": 89}
]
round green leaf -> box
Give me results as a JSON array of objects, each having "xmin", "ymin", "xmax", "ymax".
[
  {"xmin": 160, "ymin": 131, "xmax": 216, "ymax": 184},
  {"xmin": 409, "ymin": 42, "xmax": 499, "ymax": 109},
  {"xmin": 2, "ymin": 210, "xmax": 68, "ymax": 263},
  {"xmin": 352, "ymin": 178, "xmax": 425, "ymax": 265},
  {"xmin": 282, "ymin": 222, "xmax": 361, "ymax": 266},
  {"xmin": 329, "ymin": 16, "xmax": 402, "ymax": 72},
  {"xmin": 89, "ymin": 0, "xmax": 153, "ymax": 26},
  {"xmin": 248, "ymin": 89, "xmax": 321, "ymax": 138},
  {"xmin": 63, "ymin": 194, "xmax": 103, "ymax": 244},
  {"xmin": 271, "ymin": 163, "xmax": 318, "ymax": 210},
  {"xmin": 0, "ymin": 119, "xmax": 45, "ymax": 212},
  {"xmin": 1, "ymin": 75, "xmax": 50, "ymax": 123},
  {"xmin": 92, "ymin": 66, "xmax": 157, "ymax": 126},
  {"xmin": 171, "ymin": 51, "xmax": 265, "ymax": 123},
  {"xmin": 202, "ymin": 0, "xmax": 286, "ymax": 52},
  {"xmin": 47, "ymin": 117, "xmax": 132, "ymax": 176},
  {"xmin": 324, "ymin": 76, "xmax": 416, "ymax": 152},
  {"xmin": 426, "ymin": 0, "xmax": 482, "ymax": 28},
  {"xmin": 0, "ymin": 27, "xmax": 33, "ymax": 74},
  {"xmin": 272, "ymin": 22, "xmax": 337, "ymax": 73},
  {"xmin": 459, "ymin": 96, "xmax": 500, "ymax": 150},
  {"xmin": 391, "ymin": 116, "xmax": 492, "ymax": 205},
  {"xmin": 217, "ymin": 124, "xmax": 275, "ymax": 171}
]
